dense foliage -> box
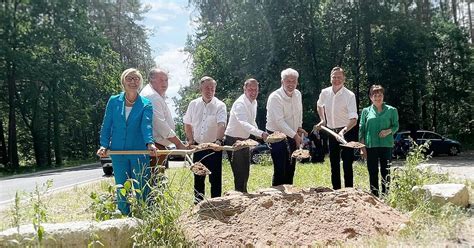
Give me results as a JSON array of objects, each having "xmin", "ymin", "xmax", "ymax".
[
  {"xmin": 1, "ymin": 0, "xmax": 473, "ymax": 170},
  {"xmin": 180, "ymin": 0, "xmax": 473, "ymax": 145},
  {"xmin": 0, "ymin": 0, "xmax": 155, "ymax": 169}
]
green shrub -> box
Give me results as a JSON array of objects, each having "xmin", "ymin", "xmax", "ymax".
[
  {"xmin": 89, "ymin": 183, "xmax": 122, "ymax": 221},
  {"xmin": 385, "ymin": 140, "xmax": 469, "ymax": 243},
  {"xmin": 89, "ymin": 169, "xmax": 190, "ymax": 246},
  {"xmin": 386, "ymin": 140, "xmax": 448, "ymax": 211}
]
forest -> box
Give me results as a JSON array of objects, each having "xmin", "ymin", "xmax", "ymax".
[{"xmin": 1, "ymin": 0, "xmax": 473, "ymax": 170}]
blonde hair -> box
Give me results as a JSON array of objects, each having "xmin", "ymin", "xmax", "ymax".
[{"xmin": 120, "ymin": 68, "xmax": 143, "ymax": 91}]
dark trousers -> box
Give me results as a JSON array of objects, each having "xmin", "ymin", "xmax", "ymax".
[
  {"xmin": 150, "ymin": 143, "xmax": 169, "ymax": 172},
  {"xmin": 225, "ymin": 135, "xmax": 250, "ymax": 193},
  {"xmin": 366, "ymin": 147, "xmax": 392, "ymax": 197},
  {"xmin": 193, "ymin": 149, "xmax": 222, "ymax": 204},
  {"xmin": 328, "ymin": 127, "xmax": 355, "ymax": 190},
  {"xmin": 269, "ymin": 133, "xmax": 297, "ymax": 186}
]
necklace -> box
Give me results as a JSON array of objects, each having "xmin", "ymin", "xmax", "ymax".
[{"xmin": 125, "ymin": 94, "xmax": 137, "ymax": 105}]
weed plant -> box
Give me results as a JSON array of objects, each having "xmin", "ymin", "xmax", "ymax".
[{"xmin": 384, "ymin": 140, "xmax": 469, "ymax": 243}]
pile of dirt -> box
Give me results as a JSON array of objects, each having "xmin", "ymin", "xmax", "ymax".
[{"xmin": 180, "ymin": 185, "xmax": 408, "ymax": 246}]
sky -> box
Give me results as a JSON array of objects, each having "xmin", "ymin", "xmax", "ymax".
[{"xmin": 140, "ymin": 0, "xmax": 196, "ymax": 117}]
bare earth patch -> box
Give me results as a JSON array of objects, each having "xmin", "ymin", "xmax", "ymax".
[{"xmin": 180, "ymin": 185, "xmax": 408, "ymax": 246}]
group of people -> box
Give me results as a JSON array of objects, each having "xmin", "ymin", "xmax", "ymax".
[{"xmin": 97, "ymin": 66, "xmax": 399, "ymax": 215}]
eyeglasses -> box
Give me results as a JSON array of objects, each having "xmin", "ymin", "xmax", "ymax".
[{"xmin": 125, "ymin": 76, "xmax": 140, "ymax": 82}]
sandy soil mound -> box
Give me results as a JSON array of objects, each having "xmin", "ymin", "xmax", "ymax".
[{"xmin": 180, "ymin": 185, "xmax": 408, "ymax": 246}]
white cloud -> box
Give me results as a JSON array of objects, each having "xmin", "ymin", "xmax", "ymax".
[
  {"xmin": 146, "ymin": 12, "xmax": 175, "ymax": 22},
  {"xmin": 145, "ymin": 1, "xmax": 187, "ymax": 14},
  {"xmin": 155, "ymin": 47, "xmax": 193, "ymax": 117},
  {"xmin": 157, "ymin": 25, "xmax": 174, "ymax": 33},
  {"xmin": 142, "ymin": 0, "xmax": 189, "ymax": 23}
]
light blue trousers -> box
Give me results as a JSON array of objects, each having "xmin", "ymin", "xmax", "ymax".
[{"xmin": 110, "ymin": 155, "xmax": 151, "ymax": 215}]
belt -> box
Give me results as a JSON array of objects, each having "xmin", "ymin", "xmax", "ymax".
[{"xmin": 329, "ymin": 127, "xmax": 345, "ymax": 133}]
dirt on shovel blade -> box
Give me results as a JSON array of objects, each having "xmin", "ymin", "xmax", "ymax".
[
  {"xmin": 266, "ymin": 131, "xmax": 287, "ymax": 143},
  {"xmin": 193, "ymin": 142, "xmax": 223, "ymax": 152},
  {"xmin": 190, "ymin": 162, "xmax": 211, "ymax": 176},
  {"xmin": 292, "ymin": 149, "xmax": 311, "ymax": 159},
  {"xmin": 341, "ymin": 141, "xmax": 365, "ymax": 149},
  {"xmin": 233, "ymin": 139, "xmax": 259, "ymax": 150}
]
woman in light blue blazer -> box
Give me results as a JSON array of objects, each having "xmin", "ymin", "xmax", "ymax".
[{"xmin": 97, "ymin": 68, "xmax": 157, "ymax": 215}]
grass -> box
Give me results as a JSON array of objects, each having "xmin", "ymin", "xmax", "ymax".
[
  {"xmin": 0, "ymin": 179, "xmax": 114, "ymax": 231},
  {"xmin": 165, "ymin": 155, "xmax": 371, "ymax": 206},
  {"xmin": 1, "ymin": 150, "xmax": 471, "ymax": 246},
  {"xmin": 0, "ymin": 157, "xmax": 368, "ymax": 232}
]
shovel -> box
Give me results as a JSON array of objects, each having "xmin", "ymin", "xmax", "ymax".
[
  {"xmin": 291, "ymin": 133, "xmax": 311, "ymax": 160},
  {"xmin": 105, "ymin": 149, "xmax": 212, "ymax": 176},
  {"xmin": 319, "ymin": 126, "xmax": 365, "ymax": 149}
]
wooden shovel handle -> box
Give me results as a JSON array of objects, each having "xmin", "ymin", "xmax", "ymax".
[
  {"xmin": 106, "ymin": 146, "xmax": 238, "ymax": 157},
  {"xmin": 320, "ymin": 126, "xmax": 347, "ymax": 144},
  {"xmin": 106, "ymin": 149, "xmax": 195, "ymax": 156}
]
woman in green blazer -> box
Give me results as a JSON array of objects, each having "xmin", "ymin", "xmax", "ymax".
[{"xmin": 359, "ymin": 85, "xmax": 399, "ymax": 197}]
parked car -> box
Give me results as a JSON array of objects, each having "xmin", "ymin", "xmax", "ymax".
[
  {"xmin": 393, "ymin": 130, "xmax": 462, "ymax": 157},
  {"xmin": 99, "ymin": 144, "xmax": 187, "ymax": 176},
  {"xmin": 250, "ymin": 143, "xmax": 271, "ymax": 164},
  {"xmin": 100, "ymin": 156, "xmax": 113, "ymax": 176}
]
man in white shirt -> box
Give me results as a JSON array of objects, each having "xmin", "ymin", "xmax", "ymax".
[
  {"xmin": 183, "ymin": 76, "xmax": 227, "ymax": 204},
  {"xmin": 266, "ymin": 68, "xmax": 307, "ymax": 186},
  {"xmin": 315, "ymin": 67, "xmax": 358, "ymax": 190},
  {"xmin": 140, "ymin": 68, "xmax": 186, "ymax": 169},
  {"xmin": 224, "ymin": 78, "xmax": 269, "ymax": 193}
]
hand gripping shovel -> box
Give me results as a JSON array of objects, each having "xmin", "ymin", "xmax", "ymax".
[
  {"xmin": 291, "ymin": 133, "xmax": 311, "ymax": 160},
  {"xmin": 319, "ymin": 126, "xmax": 365, "ymax": 149},
  {"xmin": 105, "ymin": 149, "xmax": 212, "ymax": 176}
]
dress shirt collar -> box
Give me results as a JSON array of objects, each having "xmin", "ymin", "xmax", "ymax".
[
  {"xmin": 201, "ymin": 96, "xmax": 216, "ymax": 105},
  {"xmin": 370, "ymin": 103, "xmax": 387, "ymax": 113},
  {"xmin": 278, "ymin": 86, "xmax": 293, "ymax": 100},
  {"xmin": 331, "ymin": 86, "xmax": 347, "ymax": 96},
  {"xmin": 243, "ymin": 94, "xmax": 256, "ymax": 106}
]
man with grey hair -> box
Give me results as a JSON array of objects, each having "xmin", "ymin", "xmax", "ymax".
[
  {"xmin": 224, "ymin": 78, "xmax": 268, "ymax": 193},
  {"xmin": 266, "ymin": 68, "xmax": 307, "ymax": 186},
  {"xmin": 140, "ymin": 68, "xmax": 186, "ymax": 168},
  {"xmin": 184, "ymin": 76, "xmax": 227, "ymax": 204}
]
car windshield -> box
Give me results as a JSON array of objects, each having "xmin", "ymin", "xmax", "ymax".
[{"xmin": 422, "ymin": 132, "xmax": 442, "ymax": 140}]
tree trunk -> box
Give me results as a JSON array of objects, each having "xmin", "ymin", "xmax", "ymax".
[
  {"xmin": 351, "ymin": 3, "xmax": 362, "ymax": 110},
  {"xmin": 468, "ymin": 1, "xmax": 473, "ymax": 43},
  {"xmin": 5, "ymin": 0, "xmax": 20, "ymax": 170},
  {"xmin": 360, "ymin": 0, "xmax": 375, "ymax": 86},
  {"xmin": 452, "ymin": 0, "xmax": 458, "ymax": 24},
  {"xmin": 0, "ymin": 119, "xmax": 8, "ymax": 166},
  {"xmin": 47, "ymin": 97, "xmax": 53, "ymax": 166},
  {"xmin": 52, "ymin": 82, "xmax": 63, "ymax": 166},
  {"xmin": 7, "ymin": 62, "xmax": 19, "ymax": 170}
]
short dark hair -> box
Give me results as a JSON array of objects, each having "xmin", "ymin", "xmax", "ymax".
[{"xmin": 369, "ymin": 85, "xmax": 385, "ymax": 96}]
